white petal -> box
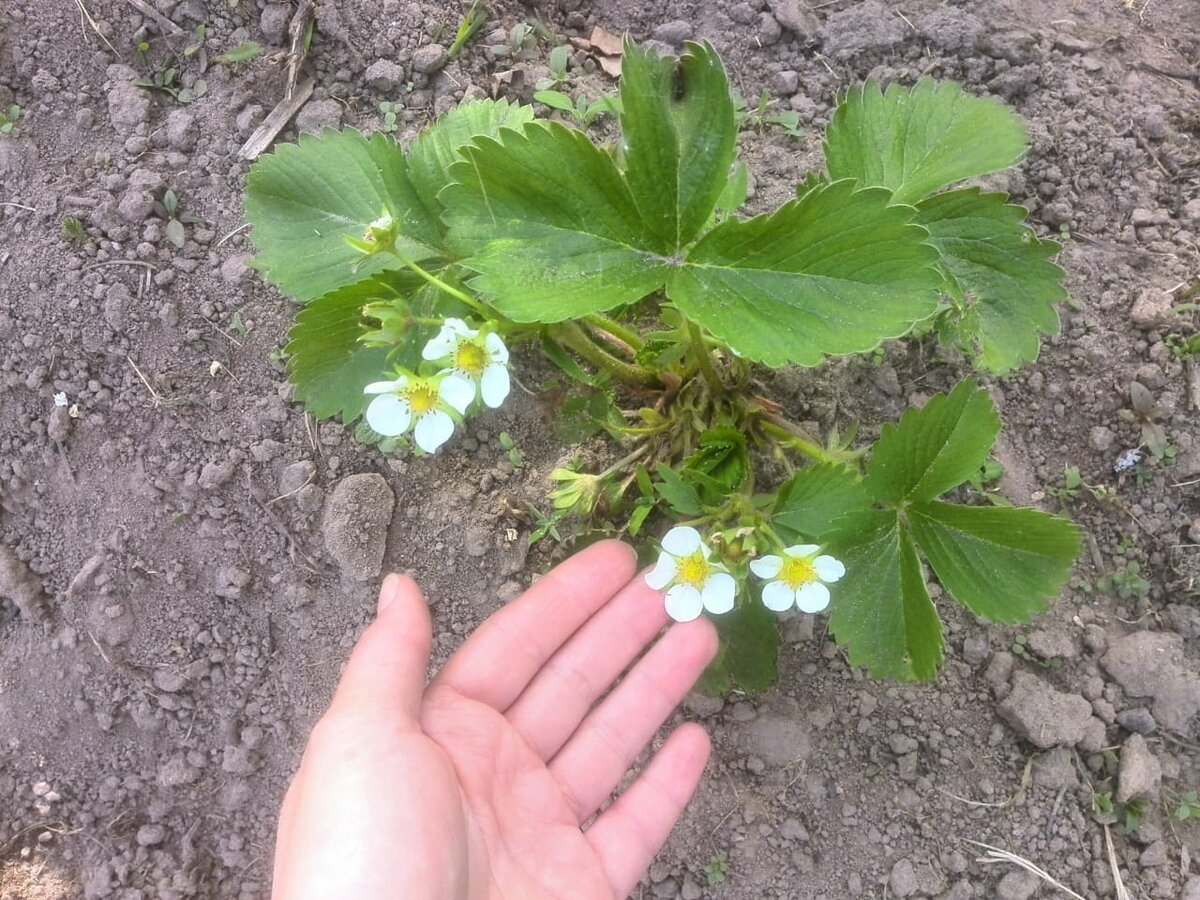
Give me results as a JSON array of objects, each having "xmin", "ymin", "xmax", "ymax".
[
  {"xmin": 750, "ymin": 555, "xmax": 783, "ymax": 579},
  {"xmin": 761, "ymin": 580, "xmax": 796, "ymax": 612},
  {"xmin": 444, "ymin": 317, "xmax": 476, "ymax": 338},
  {"xmin": 795, "ymin": 581, "xmax": 831, "ymax": 614},
  {"xmin": 784, "ymin": 544, "xmax": 821, "ymax": 558},
  {"xmin": 644, "ymin": 553, "xmax": 677, "ymax": 590},
  {"xmin": 485, "ymin": 331, "xmax": 509, "ymax": 364},
  {"xmin": 364, "ymin": 377, "xmax": 407, "ymax": 395},
  {"xmin": 664, "ymin": 584, "xmax": 704, "ymax": 622},
  {"xmin": 813, "ymin": 555, "xmax": 845, "ymax": 583},
  {"xmin": 438, "ymin": 374, "xmax": 475, "ymax": 414},
  {"xmin": 701, "ymin": 572, "xmax": 736, "ymax": 615},
  {"xmin": 480, "ymin": 363, "xmax": 510, "ymax": 408},
  {"xmin": 414, "ymin": 410, "xmax": 455, "ymax": 453},
  {"xmin": 421, "ymin": 333, "xmax": 457, "ymax": 361},
  {"xmin": 365, "ymin": 394, "xmax": 411, "ymax": 436},
  {"xmin": 661, "ymin": 525, "xmax": 702, "ymax": 557}
]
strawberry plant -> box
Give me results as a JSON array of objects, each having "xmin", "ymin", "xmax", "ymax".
[{"xmin": 244, "ymin": 39, "xmax": 1080, "ymax": 690}]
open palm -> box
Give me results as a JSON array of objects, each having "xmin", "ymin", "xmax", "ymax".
[{"xmin": 273, "ymin": 541, "xmax": 717, "ymax": 900}]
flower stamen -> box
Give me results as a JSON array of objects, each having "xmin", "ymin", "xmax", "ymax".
[{"xmin": 780, "ymin": 556, "xmax": 817, "ymax": 590}]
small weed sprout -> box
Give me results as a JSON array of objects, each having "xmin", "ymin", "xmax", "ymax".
[
  {"xmin": 448, "ymin": 0, "xmax": 488, "ymax": 60},
  {"xmin": 704, "ymin": 854, "xmax": 729, "ymax": 887},
  {"xmin": 244, "ymin": 40, "xmax": 1081, "ymax": 690},
  {"xmin": 214, "ymin": 40, "xmax": 263, "ymax": 67},
  {"xmin": 0, "ymin": 104, "xmax": 23, "ymax": 136},
  {"xmin": 378, "ymin": 102, "xmax": 400, "ymax": 134}
]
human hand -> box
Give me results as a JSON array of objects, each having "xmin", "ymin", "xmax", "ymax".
[{"xmin": 273, "ymin": 540, "xmax": 718, "ymax": 900}]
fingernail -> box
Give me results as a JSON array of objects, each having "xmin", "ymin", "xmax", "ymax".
[{"xmin": 377, "ymin": 574, "xmax": 400, "ymax": 616}]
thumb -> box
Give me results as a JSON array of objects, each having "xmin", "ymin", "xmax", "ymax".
[{"xmin": 329, "ymin": 573, "xmax": 432, "ymax": 725}]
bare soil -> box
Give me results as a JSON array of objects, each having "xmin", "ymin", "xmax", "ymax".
[{"xmin": 1, "ymin": 0, "xmax": 1198, "ymax": 898}]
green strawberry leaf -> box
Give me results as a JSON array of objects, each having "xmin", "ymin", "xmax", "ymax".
[
  {"xmin": 245, "ymin": 128, "xmax": 443, "ymax": 301},
  {"xmin": 406, "ymin": 100, "xmax": 535, "ymax": 230},
  {"xmin": 824, "ymin": 509, "xmax": 943, "ymax": 681},
  {"xmin": 865, "ymin": 379, "xmax": 1000, "ymax": 504},
  {"xmin": 908, "ymin": 502, "xmax": 1081, "ymax": 622},
  {"xmin": 443, "ymin": 122, "xmax": 670, "ymax": 320},
  {"xmin": 668, "ymin": 180, "xmax": 943, "ymax": 366},
  {"xmin": 824, "ymin": 78, "xmax": 1028, "ymax": 205},
  {"xmin": 771, "ymin": 463, "xmax": 871, "ymax": 541},
  {"xmin": 619, "ymin": 39, "xmax": 737, "ymax": 251},
  {"xmin": 917, "ymin": 188, "xmax": 1065, "ymax": 373},
  {"xmin": 696, "ymin": 599, "xmax": 781, "ymax": 695},
  {"xmin": 285, "ymin": 275, "xmax": 408, "ymax": 421}
]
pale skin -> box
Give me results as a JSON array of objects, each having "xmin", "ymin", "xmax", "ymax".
[{"xmin": 273, "ymin": 540, "xmax": 719, "ymax": 900}]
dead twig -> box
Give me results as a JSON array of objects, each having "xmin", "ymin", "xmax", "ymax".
[
  {"xmin": 1104, "ymin": 826, "xmax": 1132, "ymax": 900},
  {"xmin": 123, "ymin": 0, "xmax": 184, "ymax": 35},
  {"xmin": 74, "ymin": 0, "xmax": 118, "ymax": 55},
  {"xmin": 286, "ymin": 0, "xmax": 316, "ymax": 98},
  {"xmin": 967, "ymin": 840, "xmax": 1087, "ymax": 899},
  {"xmin": 237, "ymin": 76, "xmax": 315, "ymax": 160}
]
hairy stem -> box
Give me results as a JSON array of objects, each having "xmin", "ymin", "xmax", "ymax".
[
  {"xmin": 549, "ymin": 321, "xmax": 662, "ymax": 387},
  {"xmin": 388, "ymin": 251, "xmax": 491, "ymax": 318},
  {"xmin": 685, "ymin": 319, "xmax": 723, "ymax": 395},
  {"xmin": 759, "ymin": 419, "xmax": 841, "ymax": 467},
  {"xmin": 585, "ymin": 313, "xmax": 645, "ymax": 351}
]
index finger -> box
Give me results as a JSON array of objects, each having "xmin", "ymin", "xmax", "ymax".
[{"xmin": 429, "ymin": 540, "xmax": 637, "ymax": 711}]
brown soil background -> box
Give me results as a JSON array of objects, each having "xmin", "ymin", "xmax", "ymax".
[{"xmin": 1, "ymin": 0, "xmax": 1199, "ymax": 898}]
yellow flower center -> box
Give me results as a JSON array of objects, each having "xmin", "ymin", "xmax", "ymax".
[
  {"xmin": 454, "ymin": 340, "xmax": 487, "ymax": 377},
  {"xmin": 780, "ymin": 556, "xmax": 817, "ymax": 590},
  {"xmin": 676, "ymin": 551, "xmax": 711, "ymax": 589},
  {"xmin": 407, "ymin": 383, "xmax": 439, "ymax": 416}
]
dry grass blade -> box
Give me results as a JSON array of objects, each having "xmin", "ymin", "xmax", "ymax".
[
  {"xmin": 74, "ymin": 0, "xmax": 118, "ymax": 55},
  {"xmin": 123, "ymin": 0, "xmax": 184, "ymax": 35},
  {"xmin": 965, "ymin": 840, "xmax": 1087, "ymax": 900},
  {"xmin": 1104, "ymin": 825, "xmax": 1132, "ymax": 900}
]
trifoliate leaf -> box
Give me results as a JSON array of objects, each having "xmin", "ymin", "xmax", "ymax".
[
  {"xmin": 772, "ymin": 463, "xmax": 871, "ymax": 541},
  {"xmin": 865, "ymin": 379, "xmax": 1000, "ymax": 504},
  {"xmin": 917, "ymin": 189, "xmax": 1065, "ymax": 373},
  {"xmin": 667, "ymin": 180, "xmax": 943, "ymax": 366},
  {"xmin": 825, "ymin": 509, "xmax": 944, "ymax": 681},
  {"xmin": 406, "ymin": 100, "xmax": 535, "ymax": 227},
  {"xmin": 245, "ymin": 129, "xmax": 442, "ymax": 301},
  {"xmin": 285, "ymin": 276, "xmax": 412, "ymax": 421},
  {"xmin": 824, "ymin": 79, "xmax": 1028, "ymax": 205},
  {"xmin": 908, "ymin": 501, "xmax": 1081, "ymax": 622},
  {"xmin": 443, "ymin": 122, "xmax": 670, "ymax": 320},
  {"xmin": 619, "ymin": 39, "xmax": 737, "ymax": 251},
  {"xmin": 696, "ymin": 599, "xmax": 780, "ymax": 695}
]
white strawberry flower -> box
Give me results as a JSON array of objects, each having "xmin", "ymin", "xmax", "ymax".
[
  {"xmin": 363, "ymin": 373, "xmax": 473, "ymax": 454},
  {"xmin": 422, "ymin": 318, "xmax": 511, "ymax": 409},
  {"xmin": 750, "ymin": 544, "xmax": 845, "ymax": 613},
  {"xmin": 644, "ymin": 525, "xmax": 736, "ymax": 622}
]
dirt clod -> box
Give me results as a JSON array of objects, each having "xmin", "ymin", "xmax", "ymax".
[
  {"xmin": 323, "ymin": 473, "xmax": 395, "ymax": 581},
  {"xmin": 998, "ymin": 671, "xmax": 1093, "ymax": 748}
]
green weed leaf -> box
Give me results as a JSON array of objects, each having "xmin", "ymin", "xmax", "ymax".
[
  {"xmin": 772, "ymin": 463, "xmax": 871, "ymax": 541},
  {"xmin": 865, "ymin": 379, "xmax": 1000, "ymax": 504},
  {"xmin": 917, "ymin": 189, "xmax": 1065, "ymax": 372},
  {"xmin": 444, "ymin": 122, "xmax": 669, "ymax": 319},
  {"xmin": 668, "ymin": 181, "xmax": 942, "ymax": 365},
  {"xmin": 908, "ymin": 502, "xmax": 1080, "ymax": 621},
  {"xmin": 245, "ymin": 129, "xmax": 441, "ymax": 301},
  {"xmin": 824, "ymin": 79, "xmax": 1027, "ymax": 205},
  {"xmin": 825, "ymin": 509, "xmax": 944, "ymax": 681},
  {"xmin": 619, "ymin": 40, "xmax": 737, "ymax": 251},
  {"xmin": 406, "ymin": 100, "xmax": 534, "ymax": 229},
  {"xmin": 285, "ymin": 275, "xmax": 408, "ymax": 421}
]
